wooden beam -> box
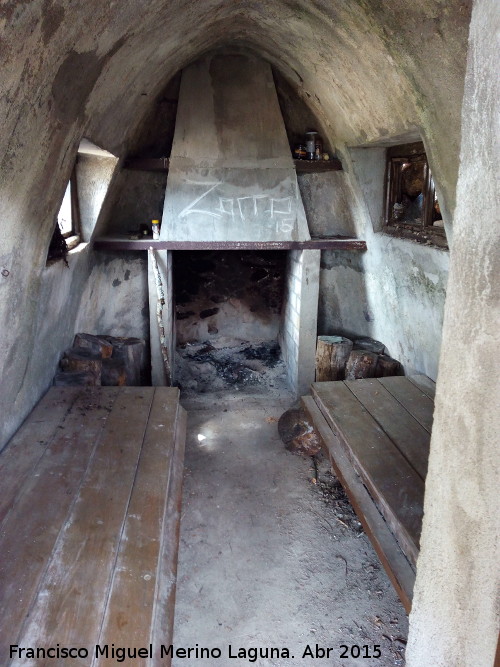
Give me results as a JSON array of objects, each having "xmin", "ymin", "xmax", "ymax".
[
  {"xmin": 294, "ymin": 158, "xmax": 343, "ymax": 172},
  {"xmin": 93, "ymin": 237, "xmax": 367, "ymax": 252}
]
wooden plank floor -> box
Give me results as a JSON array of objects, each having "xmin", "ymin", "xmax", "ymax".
[
  {"xmin": 0, "ymin": 386, "xmax": 186, "ymax": 667},
  {"xmin": 308, "ymin": 375, "xmax": 435, "ymax": 610}
]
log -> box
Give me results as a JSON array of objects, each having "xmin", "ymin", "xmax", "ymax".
[
  {"xmin": 53, "ymin": 370, "xmax": 100, "ymax": 386},
  {"xmin": 376, "ymin": 354, "xmax": 402, "ymax": 377},
  {"xmin": 345, "ymin": 350, "xmax": 378, "ymax": 380},
  {"xmin": 73, "ymin": 333, "xmax": 113, "ymax": 359},
  {"xmin": 103, "ymin": 337, "xmax": 146, "ymax": 386},
  {"xmin": 315, "ymin": 336, "xmax": 353, "ymax": 381},
  {"xmin": 60, "ymin": 349, "xmax": 102, "ymax": 382},
  {"xmin": 101, "ymin": 358, "xmax": 127, "ymax": 386},
  {"xmin": 353, "ymin": 337, "xmax": 386, "ymax": 355}
]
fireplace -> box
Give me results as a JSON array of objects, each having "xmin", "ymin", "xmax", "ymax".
[{"xmin": 148, "ymin": 51, "xmax": 320, "ymax": 395}]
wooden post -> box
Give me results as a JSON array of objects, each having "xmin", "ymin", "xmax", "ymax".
[{"xmin": 315, "ymin": 336, "xmax": 353, "ymax": 381}]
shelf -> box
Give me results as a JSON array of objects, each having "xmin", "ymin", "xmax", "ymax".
[
  {"xmin": 93, "ymin": 236, "xmax": 367, "ymax": 251},
  {"xmin": 123, "ymin": 157, "xmax": 170, "ymax": 172},
  {"xmin": 294, "ymin": 158, "xmax": 343, "ymax": 172},
  {"xmin": 122, "ymin": 157, "xmax": 342, "ymax": 173}
]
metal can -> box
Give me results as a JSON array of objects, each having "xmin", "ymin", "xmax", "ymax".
[{"xmin": 305, "ymin": 131, "xmax": 318, "ymax": 160}]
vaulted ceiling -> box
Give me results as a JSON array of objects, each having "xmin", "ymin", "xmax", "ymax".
[{"xmin": 1, "ymin": 0, "xmax": 471, "ymax": 231}]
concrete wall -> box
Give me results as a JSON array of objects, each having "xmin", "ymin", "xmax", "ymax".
[
  {"xmin": 298, "ymin": 159, "xmax": 449, "ymax": 378},
  {"xmin": 162, "ymin": 53, "xmax": 310, "ymax": 242},
  {"xmin": 280, "ymin": 249, "xmax": 320, "ymax": 396},
  {"xmin": 106, "ymin": 169, "xmax": 167, "ymax": 236},
  {"xmin": 407, "ymin": 1, "xmax": 500, "ymax": 664},
  {"xmin": 76, "ymin": 251, "xmax": 149, "ymax": 340}
]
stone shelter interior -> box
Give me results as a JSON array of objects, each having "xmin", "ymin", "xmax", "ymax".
[{"xmin": 0, "ymin": 1, "xmax": 498, "ymax": 666}]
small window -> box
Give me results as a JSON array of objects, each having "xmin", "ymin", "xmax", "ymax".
[
  {"xmin": 384, "ymin": 142, "xmax": 445, "ymax": 243},
  {"xmin": 47, "ymin": 165, "xmax": 81, "ymax": 264},
  {"xmin": 57, "ymin": 166, "xmax": 81, "ymax": 243}
]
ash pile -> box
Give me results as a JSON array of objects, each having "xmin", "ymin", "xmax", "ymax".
[{"xmin": 176, "ymin": 339, "xmax": 287, "ymax": 394}]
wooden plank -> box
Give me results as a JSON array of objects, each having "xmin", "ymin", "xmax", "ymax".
[
  {"xmin": 407, "ymin": 373, "xmax": 436, "ymax": 400},
  {"xmin": 294, "ymin": 158, "xmax": 343, "ymax": 172},
  {"xmin": 0, "ymin": 386, "xmax": 80, "ymax": 524},
  {"xmin": 312, "ymin": 381, "xmax": 424, "ymax": 567},
  {"xmin": 0, "ymin": 387, "xmax": 120, "ymax": 665},
  {"xmin": 345, "ymin": 379, "xmax": 430, "ymax": 480},
  {"xmin": 96, "ymin": 388, "xmax": 183, "ymax": 666},
  {"xmin": 302, "ymin": 396, "xmax": 415, "ymax": 612},
  {"xmin": 93, "ymin": 237, "xmax": 367, "ymax": 252},
  {"xmin": 151, "ymin": 403, "xmax": 187, "ymax": 667},
  {"xmin": 13, "ymin": 388, "xmax": 155, "ymax": 662},
  {"xmin": 378, "ymin": 376, "xmax": 434, "ymax": 433}
]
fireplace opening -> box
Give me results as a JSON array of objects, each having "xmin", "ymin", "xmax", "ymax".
[{"xmin": 173, "ymin": 250, "xmax": 289, "ymax": 394}]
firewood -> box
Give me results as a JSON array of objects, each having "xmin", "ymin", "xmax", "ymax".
[
  {"xmin": 315, "ymin": 336, "xmax": 353, "ymax": 381},
  {"xmin": 102, "ymin": 336, "xmax": 146, "ymax": 386},
  {"xmin": 345, "ymin": 349, "xmax": 378, "ymax": 380},
  {"xmin": 375, "ymin": 354, "xmax": 402, "ymax": 377},
  {"xmin": 101, "ymin": 358, "xmax": 127, "ymax": 386},
  {"xmin": 353, "ymin": 337, "xmax": 386, "ymax": 355},
  {"xmin": 53, "ymin": 370, "xmax": 100, "ymax": 386},
  {"xmin": 73, "ymin": 333, "xmax": 113, "ymax": 359},
  {"xmin": 60, "ymin": 348, "xmax": 102, "ymax": 382}
]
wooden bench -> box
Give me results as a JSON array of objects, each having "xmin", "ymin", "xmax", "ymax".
[
  {"xmin": 0, "ymin": 386, "xmax": 186, "ymax": 666},
  {"xmin": 303, "ymin": 375, "xmax": 435, "ymax": 612}
]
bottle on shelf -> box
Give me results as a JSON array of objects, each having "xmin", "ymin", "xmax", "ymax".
[{"xmin": 152, "ymin": 220, "xmax": 160, "ymax": 240}]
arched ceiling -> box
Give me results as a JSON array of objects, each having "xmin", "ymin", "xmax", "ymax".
[{"xmin": 1, "ymin": 0, "xmax": 472, "ymax": 225}]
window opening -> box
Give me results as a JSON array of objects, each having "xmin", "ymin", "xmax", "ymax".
[
  {"xmin": 384, "ymin": 142, "xmax": 445, "ymax": 242},
  {"xmin": 57, "ymin": 166, "xmax": 81, "ymax": 241},
  {"xmin": 47, "ymin": 164, "xmax": 81, "ymax": 264}
]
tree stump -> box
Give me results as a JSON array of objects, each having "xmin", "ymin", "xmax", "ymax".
[
  {"xmin": 103, "ymin": 336, "xmax": 145, "ymax": 386},
  {"xmin": 101, "ymin": 358, "xmax": 127, "ymax": 386},
  {"xmin": 375, "ymin": 354, "xmax": 402, "ymax": 377},
  {"xmin": 54, "ymin": 370, "xmax": 100, "ymax": 386},
  {"xmin": 278, "ymin": 408, "xmax": 323, "ymax": 457},
  {"xmin": 345, "ymin": 349, "xmax": 378, "ymax": 380},
  {"xmin": 315, "ymin": 336, "xmax": 353, "ymax": 381},
  {"xmin": 60, "ymin": 349, "xmax": 102, "ymax": 382},
  {"xmin": 353, "ymin": 337, "xmax": 386, "ymax": 355},
  {"xmin": 73, "ymin": 333, "xmax": 113, "ymax": 359}
]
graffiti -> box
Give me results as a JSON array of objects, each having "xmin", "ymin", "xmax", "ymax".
[{"xmin": 178, "ymin": 181, "xmax": 296, "ymax": 233}]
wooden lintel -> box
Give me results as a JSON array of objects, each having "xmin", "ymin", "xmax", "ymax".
[
  {"xmin": 294, "ymin": 158, "xmax": 343, "ymax": 172},
  {"xmin": 93, "ymin": 238, "xmax": 367, "ymax": 252}
]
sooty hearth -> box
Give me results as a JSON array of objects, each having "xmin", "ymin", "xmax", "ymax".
[{"xmin": 173, "ymin": 250, "xmax": 288, "ymax": 393}]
